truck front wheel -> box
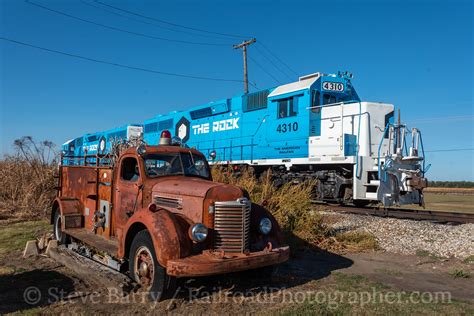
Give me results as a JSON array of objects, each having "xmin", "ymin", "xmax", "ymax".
[
  {"xmin": 53, "ymin": 210, "xmax": 68, "ymax": 244},
  {"xmin": 129, "ymin": 230, "xmax": 176, "ymax": 301}
]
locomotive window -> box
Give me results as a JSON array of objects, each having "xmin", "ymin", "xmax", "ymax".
[
  {"xmin": 121, "ymin": 157, "xmax": 140, "ymax": 182},
  {"xmin": 311, "ymin": 90, "xmax": 321, "ymax": 113},
  {"xmin": 277, "ymin": 97, "xmax": 298, "ymax": 119},
  {"xmin": 75, "ymin": 137, "xmax": 83, "ymax": 147},
  {"xmin": 384, "ymin": 111, "xmax": 394, "ymax": 139},
  {"xmin": 87, "ymin": 135, "xmax": 98, "ymax": 142},
  {"xmin": 323, "ymin": 94, "xmax": 337, "ymax": 105}
]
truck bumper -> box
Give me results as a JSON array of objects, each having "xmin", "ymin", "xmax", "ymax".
[{"xmin": 166, "ymin": 246, "xmax": 290, "ymax": 277}]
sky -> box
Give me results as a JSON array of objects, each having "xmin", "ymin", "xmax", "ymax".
[{"xmin": 0, "ymin": 0, "xmax": 472, "ymax": 181}]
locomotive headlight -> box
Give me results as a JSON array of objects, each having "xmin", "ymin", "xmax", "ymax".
[
  {"xmin": 190, "ymin": 223, "xmax": 208, "ymax": 242},
  {"xmin": 259, "ymin": 218, "xmax": 272, "ymax": 235}
]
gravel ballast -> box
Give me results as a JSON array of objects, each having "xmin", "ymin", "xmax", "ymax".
[{"xmin": 322, "ymin": 211, "xmax": 474, "ymax": 259}]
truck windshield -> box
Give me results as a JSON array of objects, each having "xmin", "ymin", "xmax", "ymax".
[{"xmin": 144, "ymin": 152, "xmax": 210, "ymax": 179}]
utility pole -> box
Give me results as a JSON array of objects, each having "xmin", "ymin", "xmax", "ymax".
[{"xmin": 233, "ymin": 38, "xmax": 256, "ymax": 94}]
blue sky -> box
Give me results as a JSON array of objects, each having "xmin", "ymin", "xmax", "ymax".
[{"xmin": 0, "ymin": 0, "xmax": 472, "ymax": 180}]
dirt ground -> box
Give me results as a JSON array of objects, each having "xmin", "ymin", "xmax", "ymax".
[{"xmin": 1, "ymin": 239, "xmax": 473, "ymax": 314}]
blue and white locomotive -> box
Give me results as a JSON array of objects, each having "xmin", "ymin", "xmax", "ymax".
[
  {"xmin": 63, "ymin": 71, "xmax": 428, "ymax": 206},
  {"xmin": 61, "ymin": 124, "xmax": 143, "ymax": 164},
  {"xmin": 143, "ymin": 71, "xmax": 428, "ymax": 206}
]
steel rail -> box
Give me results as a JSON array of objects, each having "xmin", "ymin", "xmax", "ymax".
[{"xmin": 318, "ymin": 204, "xmax": 474, "ymax": 224}]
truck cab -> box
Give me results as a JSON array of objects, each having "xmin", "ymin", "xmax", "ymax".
[{"xmin": 52, "ymin": 131, "xmax": 289, "ymax": 300}]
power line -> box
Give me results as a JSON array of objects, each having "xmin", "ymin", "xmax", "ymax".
[
  {"xmin": 254, "ymin": 44, "xmax": 292, "ymax": 81},
  {"xmin": 0, "ymin": 36, "xmax": 246, "ymax": 83},
  {"xmin": 94, "ymin": 0, "xmax": 249, "ymax": 40},
  {"xmin": 25, "ymin": 0, "xmax": 226, "ymax": 46},
  {"xmin": 258, "ymin": 41, "xmax": 298, "ymax": 76},
  {"xmin": 248, "ymin": 55, "xmax": 281, "ymax": 85},
  {"xmin": 80, "ymin": 0, "xmax": 234, "ymax": 42}
]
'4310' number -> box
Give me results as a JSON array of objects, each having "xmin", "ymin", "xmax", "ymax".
[{"xmin": 277, "ymin": 122, "xmax": 298, "ymax": 133}]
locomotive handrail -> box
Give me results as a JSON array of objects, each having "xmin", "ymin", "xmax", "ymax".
[
  {"xmin": 355, "ymin": 102, "xmax": 362, "ymax": 179},
  {"xmin": 377, "ymin": 123, "xmax": 392, "ymax": 180},
  {"xmin": 306, "ymin": 101, "xmax": 347, "ymax": 110},
  {"xmin": 60, "ymin": 153, "xmax": 113, "ymax": 167},
  {"xmin": 199, "ymin": 143, "xmax": 257, "ymax": 163}
]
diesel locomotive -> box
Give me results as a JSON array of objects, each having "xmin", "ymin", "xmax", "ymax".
[{"xmin": 62, "ymin": 71, "xmax": 428, "ymax": 207}]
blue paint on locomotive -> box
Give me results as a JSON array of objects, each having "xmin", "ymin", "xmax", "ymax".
[
  {"xmin": 61, "ymin": 124, "xmax": 142, "ymax": 164},
  {"xmin": 143, "ymin": 72, "xmax": 360, "ymax": 163}
]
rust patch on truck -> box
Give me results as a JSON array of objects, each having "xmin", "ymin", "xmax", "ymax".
[{"xmin": 53, "ymin": 144, "xmax": 289, "ymax": 281}]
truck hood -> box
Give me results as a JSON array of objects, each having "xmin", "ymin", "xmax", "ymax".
[
  {"xmin": 151, "ymin": 176, "xmax": 224, "ymax": 198},
  {"xmin": 150, "ymin": 176, "xmax": 245, "ymax": 224}
]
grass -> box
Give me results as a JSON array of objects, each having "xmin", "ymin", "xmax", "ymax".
[
  {"xmin": 398, "ymin": 192, "xmax": 474, "ymax": 213},
  {"xmin": 0, "ymin": 266, "xmax": 15, "ymax": 275},
  {"xmin": 450, "ymin": 269, "xmax": 471, "ymax": 279},
  {"xmin": 0, "ymin": 220, "xmax": 50, "ymax": 255},
  {"xmin": 279, "ymin": 273, "xmax": 474, "ymax": 315},
  {"xmin": 415, "ymin": 249, "xmax": 446, "ymax": 260},
  {"xmin": 334, "ymin": 231, "xmax": 379, "ymax": 251},
  {"xmin": 463, "ymin": 255, "xmax": 474, "ymax": 265},
  {"xmin": 374, "ymin": 268, "xmax": 403, "ymax": 276}
]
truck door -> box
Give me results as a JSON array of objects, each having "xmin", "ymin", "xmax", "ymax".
[{"xmin": 114, "ymin": 156, "xmax": 142, "ymax": 238}]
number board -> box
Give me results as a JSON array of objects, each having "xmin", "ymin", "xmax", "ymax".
[{"xmin": 322, "ymin": 81, "xmax": 345, "ymax": 92}]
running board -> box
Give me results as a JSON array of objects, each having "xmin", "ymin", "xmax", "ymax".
[{"xmin": 64, "ymin": 228, "xmax": 119, "ymax": 256}]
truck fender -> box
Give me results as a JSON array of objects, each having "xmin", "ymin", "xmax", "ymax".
[
  {"xmin": 250, "ymin": 203, "xmax": 286, "ymax": 246},
  {"xmin": 51, "ymin": 197, "xmax": 82, "ymax": 224},
  {"xmin": 120, "ymin": 209, "xmax": 192, "ymax": 267}
]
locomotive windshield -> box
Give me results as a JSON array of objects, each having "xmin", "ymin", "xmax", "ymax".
[{"xmin": 144, "ymin": 152, "xmax": 210, "ymax": 179}]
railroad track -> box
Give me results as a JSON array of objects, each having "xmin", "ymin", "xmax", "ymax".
[{"xmin": 318, "ymin": 204, "xmax": 474, "ymax": 224}]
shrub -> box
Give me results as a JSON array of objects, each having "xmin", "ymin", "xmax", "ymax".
[
  {"xmin": 0, "ymin": 137, "xmax": 57, "ymax": 221},
  {"xmin": 212, "ymin": 166, "xmax": 329, "ymax": 248}
]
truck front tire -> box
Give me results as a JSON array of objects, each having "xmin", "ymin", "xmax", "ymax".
[
  {"xmin": 129, "ymin": 230, "xmax": 176, "ymax": 301},
  {"xmin": 53, "ymin": 210, "xmax": 68, "ymax": 244}
]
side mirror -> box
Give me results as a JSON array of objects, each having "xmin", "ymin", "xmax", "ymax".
[{"xmin": 136, "ymin": 145, "xmax": 147, "ymax": 157}]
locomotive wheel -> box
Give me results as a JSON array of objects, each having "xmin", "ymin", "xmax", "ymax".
[
  {"xmin": 53, "ymin": 210, "xmax": 69, "ymax": 244},
  {"xmin": 129, "ymin": 230, "xmax": 176, "ymax": 301}
]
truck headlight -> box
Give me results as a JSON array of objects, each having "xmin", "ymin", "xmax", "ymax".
[
  {"xmin": 190, "ymin": 223, "xmax": 208, "ymax": 242},
  {"xmin": 259, "ymin": 218, "xmax": 272, "ymax": 235}
]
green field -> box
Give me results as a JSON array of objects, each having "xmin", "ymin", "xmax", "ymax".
[{"xmin": 401, "ymin": 193, "xmax": 474, "ymax": 214}]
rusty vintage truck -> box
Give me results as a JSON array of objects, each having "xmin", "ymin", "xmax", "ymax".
[{"xmin": 52, "ymin": 133, "xmax": 289, "ymax": 300}]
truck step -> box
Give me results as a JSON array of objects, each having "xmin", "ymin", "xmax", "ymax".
[{"xmin": 64, "ymin": 228, "xmax": 119, "ymax": 256}]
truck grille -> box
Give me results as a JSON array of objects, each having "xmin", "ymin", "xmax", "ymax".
[{"xmin": 213, "ymin": 198, "xmax": 251, "ymax": 253}]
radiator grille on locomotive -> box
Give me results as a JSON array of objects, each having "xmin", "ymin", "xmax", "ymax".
[{"xmin": 213, "ymin": 198, "xmax": 251, "ymax": 253}]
